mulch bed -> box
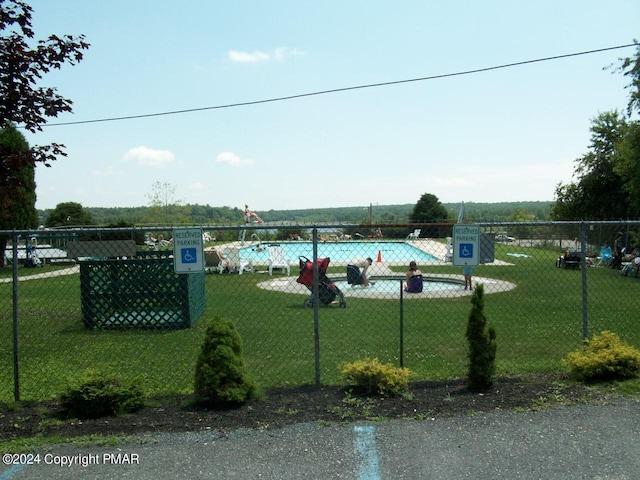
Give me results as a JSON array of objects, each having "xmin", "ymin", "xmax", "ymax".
[{"xmin": 0, "ymin": 374, "xmax": 613, "ymax": 443}]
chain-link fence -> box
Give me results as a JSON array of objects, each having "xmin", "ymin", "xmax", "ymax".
[{"xmin": 2, "ymin": 221, "xmax": 639, "ymax": 402}]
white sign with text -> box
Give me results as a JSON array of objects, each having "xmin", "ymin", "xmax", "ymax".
[
  {"xmin": 173, "ymin": 227, "xmax": 204, "ymax": 273},
  {"xmin": 453, "ymin": 225, "xmax": 480, "ymax": 267}
]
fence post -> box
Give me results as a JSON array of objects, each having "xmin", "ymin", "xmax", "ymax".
[
  {"xmin": 580, "ymin": 222, "xmax": 589, "ymax": 339},
  {"xmin": 312, "ymin": 228, "xmax": 321, "ymax": 386},
  {"xmin": 399, "ymin": 279, "xmax": 404, "ymax": 368},
  {"xmin": 11, "ymin": 233, "xmax": 20, "ymax": 401}
]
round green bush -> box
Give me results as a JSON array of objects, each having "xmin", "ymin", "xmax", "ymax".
[
  {"xmin": 60, "ymin": 370, "xmax": 145, "ymax": 419},
  {"xmin": 194, "ymin": 316, "xmax": 259, "ymax": 405}
]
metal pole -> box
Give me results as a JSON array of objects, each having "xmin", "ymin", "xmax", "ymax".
[
  {"xmin": 12, "ymin": 233, "xmax": 20, "ymax": 401},
  {"xmin": 312, "ymin": 228, "xmax": 321, "ymax": 386},
  {"xmin": 579, "ymin": 222, "xmax": 589, "ymax": 339},
  {"xmin": 399, "ymin": 280, "xmax": 404, "ymax": 368}
]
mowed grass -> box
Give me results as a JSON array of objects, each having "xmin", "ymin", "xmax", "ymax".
[{"xmin": 1, "ymin": 243, "xmax": 638, "ymax": 401}]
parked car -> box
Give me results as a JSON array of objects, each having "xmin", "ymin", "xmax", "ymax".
[{"xmin": 495, "ymin": 234, "xmax": 516, "ymax": 243}]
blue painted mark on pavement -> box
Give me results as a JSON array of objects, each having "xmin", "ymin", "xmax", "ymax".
[
  {"xmin": 354, "ymin": 425, "xmax": 381, "ymax": 480},
  {"xmin": 0, "ymin": 464, "xmax": 26, "ymax": 480}
]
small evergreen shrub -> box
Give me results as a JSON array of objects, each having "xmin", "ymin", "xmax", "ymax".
[
  {"xmin": 341, "ymin": 358, "xmax": 409, "ymax": 396},
  {"xmin": 563, "ymin": 330, "xmax": 640, "ymax": 382},
  {"xmin": 60, "ymin": 369, "xmax": 145, "ymax": 419},
  {"xmin": 465, "ymin": 284, "xmax": 497, "ymax": 391},
  {"xmin": 194, "ymin": 316, "xmax": 259, "ymax": 406}
]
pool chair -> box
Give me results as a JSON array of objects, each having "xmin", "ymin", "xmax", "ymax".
[
  {"xmin": 621, "ymin": 257, "xmax": 640, "ymax": 277},
  {"xmin": 268, "ymin": 244, "xmax": 291, "ymax": 275},
  {"xmin": 406, "ymin": 229, "xmax": 421, "ymax": 240},
  {"xmin": 204, "ymin": 248, "xmax": 225, "ymax": 274},
  {"xmin": 222, "ymin": 247, "xmax": 253, "ymax": 274},
  {"xmin": 346, "ymin": 264, "xmax": 364, "ymax": 285},
  {"xmin": 596, "ymin": 245, "xmax": 613, "ymax": 267},
  {"xmin": 556, "ymin": 251, "xmax": 581, "ymax": 269}
]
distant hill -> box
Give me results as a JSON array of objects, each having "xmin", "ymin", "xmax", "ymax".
[
  {"xmin": 39, "ymin": 201, "xmax": 553, "ymax": 226},
  {"xmin": 259, "ymin": 201, "xmax": 552, "ymax": 223}
]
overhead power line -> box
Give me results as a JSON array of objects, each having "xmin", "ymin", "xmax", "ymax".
[{"xmin": 44, "ymin": 43, "xmax": 637, "ymax": 127}]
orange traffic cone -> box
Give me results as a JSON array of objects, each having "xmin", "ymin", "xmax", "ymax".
[{"xmin": 376, "ymin": 250, "xmax": 382, "ymax": 263}]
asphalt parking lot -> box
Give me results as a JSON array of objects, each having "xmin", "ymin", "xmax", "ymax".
[{"xmin": 3, "ymin": 397, "xmax": 639, "ymax": 480}]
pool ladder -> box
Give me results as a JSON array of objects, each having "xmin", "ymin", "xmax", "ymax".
[{"xmin": 238, "ymin": 230, "xmax": 261, "ymax": 246}]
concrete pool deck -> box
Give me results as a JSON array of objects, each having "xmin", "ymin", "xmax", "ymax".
[{"xmin": 257, "ymin": 269, "xmax": 516, "ymax": 299}]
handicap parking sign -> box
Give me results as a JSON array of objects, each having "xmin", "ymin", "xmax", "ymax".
[
  {"xmin": 453, "ymin": 225, "xmax": 480, "ymax": 266},
  {"xmin": 173, "ymin": 228, "xmax": 205, "ymax": 273},
  {"xmin": 181, "ymin": 247, "xmax": 197, "ymax": 264},
  {"xmin": 459, "ymin": 243, "xmax": 474, "ymax": 258}
]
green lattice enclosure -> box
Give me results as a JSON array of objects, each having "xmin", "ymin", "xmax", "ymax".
[{"xmin": 79, "ymin": 253, "xmax": 206, "ymax": 329}]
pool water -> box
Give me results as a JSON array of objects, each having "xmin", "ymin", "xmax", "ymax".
[
  {"xmin": 334, "ymin": 278, "xmax": 462, "ymax": 294},
  {"xmin": 339, "ymin": 278, "xmax": 461, "ymax": 291},
  {"xmin": 258, "ymin": 276, "xmax": 468, "ymax": 300},
  {"xmin": 239, "ymin": 241, "xmax": 439, "ymax": 263}
]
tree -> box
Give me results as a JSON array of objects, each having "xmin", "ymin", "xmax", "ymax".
[
  {"xmin": 615, "ymin": 122, "xmax": 640, "ymax": 213},
  {"xmin": 145, "ymin": 180, "xmax": 191, "ymax": 224},
  {"xmin": 45, "ymin": 202, "xmax": 94, "ymax": 227},
  {"xmin": 1, "ymin": 0, "xmax": 89, "ymax": 263},
  {"xmin": 617, "ymin": 43, "xmax": 640, "ymax": 117},
  {"xmin": 194, "ymin": 316, "xmax": 258, "ymax": 406},
  {"xmin": 552, "ymin": 45, "xmax": 640, "ymax": 221},
  {"xmin": 465, "ymin": 284, "xmax": 497, "ymax": 391},
  {"xmin": 409, "ymin": 193, "xmax": 449, "ymax": 223},
  {"xmin": 1, "ymin": 0, "xmax": 89, "ymax": 149},
  {"xmin": 614, "ymin": 45, "xmax": 640, "ymax": 213},
  {"xmin": 0, "ymin": 123, "xmax": 37, "ymax": 265},
  {"xmin": 551, "ymin": 111, "xmax": 631, "ymax": 220}
]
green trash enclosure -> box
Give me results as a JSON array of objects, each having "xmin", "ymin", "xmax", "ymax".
[{"xmin": 79, "ymin": 253, "xmax": 205, "ymax": 329}]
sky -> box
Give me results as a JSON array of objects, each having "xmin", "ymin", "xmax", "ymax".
[{"xmin": 22, "ymin": 1, "xmax": 640, "ymax": 214}]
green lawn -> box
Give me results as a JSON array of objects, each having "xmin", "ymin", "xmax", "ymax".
[{"xmin": 1, "ymin": 243, "xmax": 638, "ymax": 402}]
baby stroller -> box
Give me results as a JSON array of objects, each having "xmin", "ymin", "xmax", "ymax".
[{"xmin": 296, "ymin": 256, "xmax": 346, "ymax": 308}]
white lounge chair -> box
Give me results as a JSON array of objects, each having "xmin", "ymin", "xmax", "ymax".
[
  {"xmin": 222, "ymin": 247, "xmax": 253, "ymax": 275},
  {"xmin": 268, "ymin": 244, "xmax": 291, "ymax": 276},
  {"xmin": 445, "ymin": 236, "xmax": 453, "ymax": 262},
  {"xmin": 406, "ymin": 229, "xmax": 421, "ymax": 240}
]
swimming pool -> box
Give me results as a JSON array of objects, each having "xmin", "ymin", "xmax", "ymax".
[{"xmin": 239, "ymin": 241, "xmax": 439, "ymax": 264}]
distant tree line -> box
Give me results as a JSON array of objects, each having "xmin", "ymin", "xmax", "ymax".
[{"xmin": 38, "ymin": 200, "xmax": 553, "ymax": 228}]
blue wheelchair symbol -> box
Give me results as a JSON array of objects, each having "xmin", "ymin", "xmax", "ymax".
[
  {"xmin": 459, "ymin": 243, "xmax": 473, "ymax": 258},
  {"xmin": 181, "ymin": 248, "xmax": 197, "ymax": 264}
]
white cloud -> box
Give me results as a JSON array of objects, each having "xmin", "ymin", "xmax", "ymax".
[
  {"xmin": 273, "ymin": 47, "xmax": 305, "ymax": 61},
  {"xmin": 123, "ymin": 146, "xmax": 175, "ymax": 167},
  {"xmin": 93, "ymin": 166, "xmax": 124, "ymax": 177},
  {"xmin": 189, "ymin": 181, "xmax": 205, "ymax": 190},
  {"xmin": 227, "ymin": 50, "xmax": 270, "ymax": 63},
  {"xmin": 227, "ymin": 47, "xmax": 305, "ymax": 63},
  {"xmin": 216, "ymin": 151, "xmax": 254, "ymax": 167}
]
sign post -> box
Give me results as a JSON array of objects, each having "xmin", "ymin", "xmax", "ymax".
[
  {"xmin": 172, "ymin": 227, "xmax": 204, "ymax": 274},
  {"xmin": 453, "ymin": 225, "xmax": 480, "ymax": 267}
]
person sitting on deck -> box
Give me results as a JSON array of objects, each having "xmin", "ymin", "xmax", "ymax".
[{"xmin": 404, "ymin": 261, "xmax": 423, "ymax": 293}]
